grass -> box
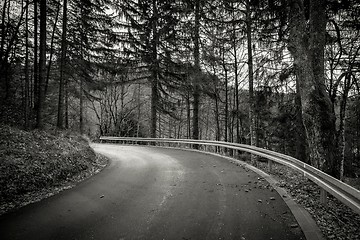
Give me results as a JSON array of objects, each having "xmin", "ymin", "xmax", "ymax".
[{"xmin": 0, "ymin": 124, "xmax": 108, "ymax": 215}]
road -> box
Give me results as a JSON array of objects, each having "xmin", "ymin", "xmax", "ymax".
[{"xmin": 0, "ymin": 144, "xmax": 305, "ymax": 240}]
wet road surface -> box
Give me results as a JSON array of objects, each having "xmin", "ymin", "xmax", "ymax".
[{"xmin": 0, "ymin": 144, "xmax": 305, "ymax": 240}]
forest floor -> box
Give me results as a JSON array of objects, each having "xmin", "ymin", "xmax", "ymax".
[
  {"xmin": 248, "ymin": 157, "xmax": 360, "ymax": 240},
  {"xmin": 0, "ymin": 125, "xmax": 108, "ymax": 216}
]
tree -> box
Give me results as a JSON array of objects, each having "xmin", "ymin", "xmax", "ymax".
[
  {"xmin": 0, "ymin": 0, "xmax": 26, "ymax": 101},
  {"xmin": 288, "ymin": 0, "xmax": 339, "ymax": 177},
  {"xmin": 326, "ymin": 1, "xmax": 360, "ymax": 179},
  {"xmin": 24, "ymin": 0, "xmax": 30, "ymax": 129},
  {"xmin": 246, "ymin": 0, "xmax": 257, "ymax": 162},
  {"xmin": 117, "ymin": 0, "xmax": 183, "ymax": 138},
  {"xmin": 57, "ymin": 0, "xmax": 68, "ymax": 129},
  {"xmin": 36, "ymin": 0, "xmax": 46, "ymax": 128},
  {"xmin": 192, "ymin": 0, "xmax": 201, "ymax": 141},
  {"xmin": 33, "ymin": 0, "xmax": 39, "ymax": 113}
]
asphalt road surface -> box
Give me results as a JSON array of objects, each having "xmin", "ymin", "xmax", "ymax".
[{"xmin": 0, "ymin": 144, "xmax": 305, "ymax": 240}]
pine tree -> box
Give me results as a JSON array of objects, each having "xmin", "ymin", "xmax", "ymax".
[{"xmin": 116, "ymin": 0, "xmax": 182, "ymax": 137}]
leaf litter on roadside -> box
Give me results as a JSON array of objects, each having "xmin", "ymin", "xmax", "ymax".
[{"xmin": 252, "ymin": 160, "xmax": 360, "ymax": 240}]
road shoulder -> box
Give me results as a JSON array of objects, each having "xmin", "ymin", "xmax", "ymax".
[{"xmin": 200, "ymin": 150, "xmax": 325, "ymax": 240}]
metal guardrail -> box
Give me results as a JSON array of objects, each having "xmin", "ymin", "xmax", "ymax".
[{"xmin": 99, "ymin": 136, "xmax": 360, "ymax": 215}]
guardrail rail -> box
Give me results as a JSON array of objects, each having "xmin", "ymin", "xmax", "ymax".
[{"xmin": 99, "ymin": 136, "xmax": 360, "ymax": 215}]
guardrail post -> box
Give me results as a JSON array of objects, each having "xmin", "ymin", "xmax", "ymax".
[
  {"xmin": 234, "ymin": 149, "xmax": 239, "ymax": 159},
  {"xmin": 320, "ymin": 188, "xmax": 327, "ymax": 204},
  {"xmin": 268, "ymin": 160, "xmax": 272, "ymax": 172}
]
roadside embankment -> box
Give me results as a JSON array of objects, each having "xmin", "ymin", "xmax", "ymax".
[{"xmin": 0, "ymin": 125, "xmax": 108, "ymax": 215}]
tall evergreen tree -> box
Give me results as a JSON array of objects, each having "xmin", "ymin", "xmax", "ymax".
[{"xmin": 117, "ymin": 0, "xmax": 181, "ymax": 137}]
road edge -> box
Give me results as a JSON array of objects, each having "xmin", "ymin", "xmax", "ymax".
[
  {"xmin": 193, "ymin": 149, "xmax": 325, "ymax": 240},
  {"xmin": 142, "ymin": 145, "xmax": 325, "ymax": 240}
]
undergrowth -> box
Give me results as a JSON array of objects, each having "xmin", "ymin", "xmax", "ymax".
[
  {"xmin": 252, "ymin": 158, "xmax": 360, "ymax": 240},
  {"xmin": 0, "ymin": 125, "xmax": 108, "ymax": 215}
]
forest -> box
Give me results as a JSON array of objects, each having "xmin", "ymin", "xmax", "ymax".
[{"xmin": 0, "ymin": 0, "xmax": 359, "ymax": 180}]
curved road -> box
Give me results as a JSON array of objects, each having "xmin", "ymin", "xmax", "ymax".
[{"xmin": 0, "ymin": 144, "xmax": 305, "ymax": 240}]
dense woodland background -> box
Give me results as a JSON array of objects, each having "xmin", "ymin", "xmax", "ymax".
[{"xmin": 1, "ymin": 0, "xmax": 359, "ymax": 180}]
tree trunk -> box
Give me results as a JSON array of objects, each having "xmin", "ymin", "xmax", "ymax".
[
  {"xmin": 0, "ymin": 0, "xmax": 8, "ymax": 93},
  {"xmin": 288, "ymin": 0, "xmax": 339, "ymax": 177},
  {"xmin": 246, "ymin": 0, "xmax": 256, "ymax": 160},
  {"xmin": 168, "ymin": 115, "xmax": 172, "ymax": 138},
  {"xmin": 192, "ymin": 0, "xmax": 201, "ymax": 142},
  {"xmin": 186, "ymin": 92, "xmax": 191, "ymax": 139},
  {"xmin": 231, "ymin": 3, "xmax": 240, "ymax": 144},
  {"xmin": 158, "ymin": 112, "xmax": 161, "ymax": 138},
  {"xmin": 230, "ymin": 88, "xmax": 236, "ymax": 143},
  {"xmin": 57, "ymin": 0, "xmax": 67, "ymax": 129},
  {"xmin": 136, "ymin": 83, "xmax": 141, "ymax": 137},
  {"xmin": 295, "ymin": 76, "xmax": 309, "ymax": 163},
  {"xmin": 223, "ymin": 56, "xmax": 228, "ymax": 143},
  {"xmin": 338, "ymin": 73, "xmax": 352, "ymax": 181},
  {"xmin": 233, "ymin": 34, "xmax": 240, "ymax": 144},
  {"xmin": 150, "ymin": 0, "xmax": 159, "ymax": 138},
  {"xmin": 1, "ymin": 0, "xmax": 26, "ymax": 101},
  {"xmin": 45, "ymin": 3, "xmax": 60, "ymax": 97},
  {"xmin": 204, "ymin": 102, "xmax": 210, "ymax": 139},
  {"xmin": 65, "ymin": 77, "xmax": 69, "ymax": 129},
  {"xmin": 150, "ymin": 76, "xmax": 158, "ymax": 138},
  {"xmin": 33, "ymin": 0, "xmax": 39, "ymax": 111},
  {"xmin": 0, "ymin": 0, "xmax": 7, "ymax": 56},
  {"xmin": 338, "ymin": 97, "xmax": 346, "ymax": 181},
  {"xmin": 36, "ymin": 0, "xmax": 46, "ymax": 129},
  {"xmin": 24, "ymin": 0, "xmax": 30, "ymax": 129},
  {"xmin": 215, "ymin": 93, "xmax": 220, "ymax": 141}
]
